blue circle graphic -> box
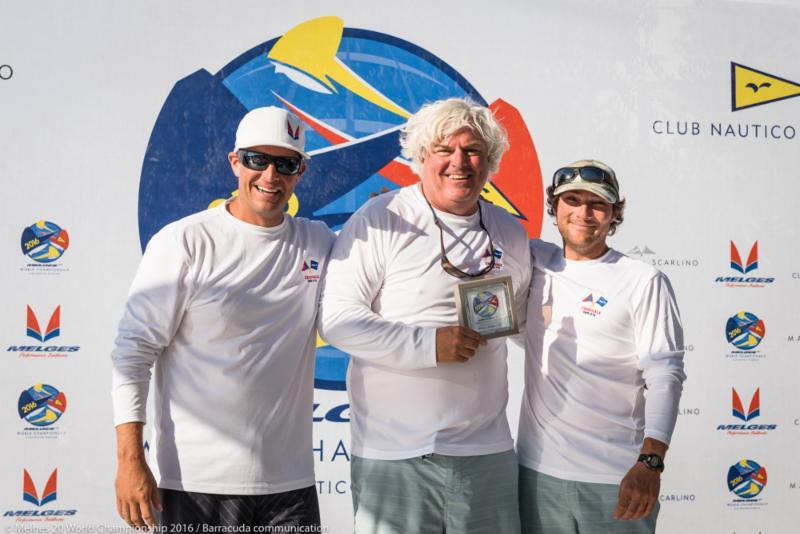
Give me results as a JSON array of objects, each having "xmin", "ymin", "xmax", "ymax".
[{"xmin": 138, "ymin": 18, "xmax": 490, "ymax": 390}]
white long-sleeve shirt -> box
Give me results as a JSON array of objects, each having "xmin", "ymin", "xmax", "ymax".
[
  {"xmin": 517, "ymin": 239, "xmax": 686, "ymax": 484},
  {"xmin": 111, "ymin": 202, "xmax": 334, "ymax": 495},
  {"xmin": 319, "ymin": 185, "xmax": 531, "ymax": 460}
]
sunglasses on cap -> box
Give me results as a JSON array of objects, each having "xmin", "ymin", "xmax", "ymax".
[
  {"xmin": 552, "ymin": 165, "xmax": 619, "ymax": 194},
  {"xmin": 237, "ymin": 149, "xmax": 303, "ymax": 176}
]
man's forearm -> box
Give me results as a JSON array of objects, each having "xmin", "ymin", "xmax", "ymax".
[{"xmin": 116, "ymin": 422, "xmax": 146, "ymax": 462}]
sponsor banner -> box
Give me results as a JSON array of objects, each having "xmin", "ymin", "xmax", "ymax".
[
  {"xmin": 626, "ymin": 245, "xmax": 700, "ymax": 269},
  {"xmin": 19, "ymin": 221, "xmax": 70, "ymax": 275},
  {"xmin": 6, "ymin": 306, "xmax": 80, "ymax": 359},
  {"xmin": 727, "ymin": 459, "xmax": 768, "ymax": 509},
  {"xmin": 2, "ymin": 2, "xmax": 800, "ymax": 531},
  {"xmin": 2, "ymin": 468, "xmax": 78, "ymax": 520},
  {"xmin": 16, "ymin": 385, "xmax": 67, "ymax": 439},
  {"xmin": 725, "ymin": 312, "xmax": 767, "ymax": 361},
  {"xmin": 715, "ymin": 242, "xmax": 775, "ymax": 287},
  {"xmin": 717, "ymin": 388, "xmax": 777, "ymax": 435}
]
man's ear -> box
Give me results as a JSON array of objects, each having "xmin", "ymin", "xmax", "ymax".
[{"xmin": 228, "ymin": 152, "xmax": 240, "ymax": 177}]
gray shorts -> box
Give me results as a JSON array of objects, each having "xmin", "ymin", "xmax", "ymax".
[
  {"xmin": 518, "ymin": 466, "xmax": 659, "ymax": 534},
  {"xmin": 351, "ymin": 450, "xmax": 521, "ymax": 534}
]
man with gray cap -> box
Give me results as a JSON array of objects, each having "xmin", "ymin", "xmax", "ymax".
[
  {"xmin": 111, "ymin": 107, "xmax": 334, "ymax": 528},
  {"xmin": 517, "ymin": 160, "xmax": 685, "ymax": 534}
]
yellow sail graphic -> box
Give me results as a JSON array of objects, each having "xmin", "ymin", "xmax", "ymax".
[
  {"xmin": 481, "ymin": 181, "xmax": 521, "ymax": 217},
  {"xmin": 269, "ymin": 17, "xmax": 411, "ymax": 118},
  {"xmin": 732, "ymin": 62, "xmax": 800, "ymax": 111},
  {"xmin": 316, "ymin": 332, "xmax": 328, "ymax": 348}
]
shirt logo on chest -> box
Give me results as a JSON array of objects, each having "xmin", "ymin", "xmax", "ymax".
[
  {"xmin": 482, "ymin": 248, "xmax": 504, "ymax": 270},
  {"xmin": 580, "ymin": 293, "xmax": 608, "ymax": 317},
  {"xmin": 301, "ymin": 259, "xmax": 320, "ymax": 283}
]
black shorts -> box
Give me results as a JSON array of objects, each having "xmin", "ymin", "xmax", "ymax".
[{"xmin": 158, "ymin": 485, "xmax": 321, "ymax": 529}]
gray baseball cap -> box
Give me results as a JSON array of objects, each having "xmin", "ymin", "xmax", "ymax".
[{"xmin": 552, "ymin": 159, "xmax": 620, "ymax": 204}]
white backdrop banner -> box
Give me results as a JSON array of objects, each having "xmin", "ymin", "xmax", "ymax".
[{"xmin": 2, "ymin": 2, "xmax": 799, "ymax": 533}]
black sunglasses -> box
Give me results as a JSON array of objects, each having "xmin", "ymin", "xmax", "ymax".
[
  {"xmin": 421, "ymin": 188, "xmax": 496, "ymax": 279},
  {"xmin": 237, "ymin": 149, "xmax": 303, "ymax": 176},
  {"xmin": 553, "ymin": 165, "xmax": 619, "ymax": 193}
]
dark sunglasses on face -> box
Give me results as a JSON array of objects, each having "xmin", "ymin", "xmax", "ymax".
[
  {"xmin": 552, "ymin": 166, "xmax": 619, "ymax": 192},
  {"xmin": 237, "ymin": 149, "xmax": 303, "ymax": 176}
]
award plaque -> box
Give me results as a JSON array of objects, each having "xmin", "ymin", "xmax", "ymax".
[{"xmin": 455, "ymin": 275, "xmax": 518, "ymax": 339}]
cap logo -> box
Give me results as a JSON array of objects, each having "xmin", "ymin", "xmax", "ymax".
[{"xmin": 287, "ymin": 120, "xmax": 300, "ymax": 140}]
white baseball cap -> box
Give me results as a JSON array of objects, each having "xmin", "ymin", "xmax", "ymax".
[{"xmin": 234, "ymin": 106, "xmax": 309, "ymax": 158}]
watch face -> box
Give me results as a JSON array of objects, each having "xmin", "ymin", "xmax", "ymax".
[{"xmin": 640, "ymin": 454, "xmax": 663, "ymax": 470}]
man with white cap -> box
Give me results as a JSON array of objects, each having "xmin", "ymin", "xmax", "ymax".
[
  {"xmin": 111, "ymin": 107, "xmax": 334, "ymax": 528},
  {"xmin": 518, "ymin": 160, "xmax": 685, "ymax": 534}
]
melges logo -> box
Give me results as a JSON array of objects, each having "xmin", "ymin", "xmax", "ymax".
[
  {"xmin": 17, "ymin": 384, "xmax": 67, "ymax": 436},
  {"xmin": 27, "ymin": 305, "xmax": 60, "ymax": 342},
  {"xmin": 20, "ymin": 220, "xmax": 69, "ymax": 263},
  {"xmin": 7, "ymin": 306, "xmax": 80, "ymax": 358},
  {"xmin": 24, "ymin": 469, "xmax": 57, "ymax": 506},
  {"xmin": 727, "ymin": 459, "xmax": 768, "ymax": 505},
  {"xmin": 580, "ymin": 293, "xmax": 607, "ymax": 317},
  {"xmin": 287, "ymin": 119, "xmax": 300, "ymax": 140},
  {"xmin": 3, "ymin": 468, "xmax": 78, "ymax": 519},
  {"xmin": 715, "ymin": 241, "xmax": 774, "ymax": 287},
  {"xmin": 733, "ymin": 388, "xmax": 759, "ymax": 421},
  {"xmin": 138, "ymin": 16, "xmax": 544, "ymax": 391},
  {"xmin": 301, "ymin": 259, "xmax": 320, "ymax": 283},
  {"xmin": 717, "ymin": 388, "xmax": 777, "ymax": 435},
  {"xmin": 731, "ymin": 241, "xmax": 758, "ymax": 274}
]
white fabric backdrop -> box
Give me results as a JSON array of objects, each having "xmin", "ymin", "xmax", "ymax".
[{"xmin": 2, "ymin": 2, "xmax": 798, "ymax": 533}]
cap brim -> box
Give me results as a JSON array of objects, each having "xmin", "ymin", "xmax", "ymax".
[
  {"xmin": 553, "ymin": 182, "xmax": 617, "ymax": 203},
  {"xmin": 235, "ymin": 142, "xmax": 310, "ymax": 160}
]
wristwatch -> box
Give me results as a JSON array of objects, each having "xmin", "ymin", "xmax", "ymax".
[{"xmin": 637, "ymin": 453, "xmax": 665, "ymax": 472}]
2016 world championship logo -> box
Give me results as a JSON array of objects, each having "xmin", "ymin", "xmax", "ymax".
[
  {"xmin": 727, "ymin": 459, "xmax": 768, "ymax": 507},
  {"xmin": 17, "ymin": 384, "xmax": 68, "ymax": 438},
  {"xmin": 20, "ymin": 221, "xmax": 69, "ymax": 263},
  {"xmin": 724, "ymin": 311, "xmax": 767, "ymax": 361},
  {"xmin": 726, "ymin": 312, "xmax": 766, "ymax": 350},
  {"xmin": 138, "ymin": 16, "xmax": 544, "ymax": 391},
  {"xmin": 19, "ymin": 220, "xmax": 71, "ymax": 274}
]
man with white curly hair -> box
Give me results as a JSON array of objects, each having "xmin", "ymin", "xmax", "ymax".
[{"xmin": 320, "ymin": 98, "xmax": 530, "ymax": 534}]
